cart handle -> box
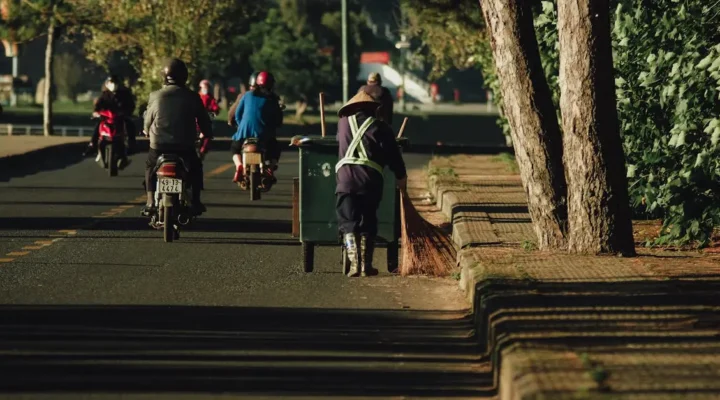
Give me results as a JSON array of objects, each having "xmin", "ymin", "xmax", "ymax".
[{"xmin": 397, "ymin": 117, "xmax": 409, "ymax": 138}]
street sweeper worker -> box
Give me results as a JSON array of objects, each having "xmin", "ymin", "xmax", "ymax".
[{"xmin": 335, "ymin": 86, "xmax": 407, "ymax": 278}]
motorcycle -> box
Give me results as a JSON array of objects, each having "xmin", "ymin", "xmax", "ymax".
[
  {"xmin": 93, "ymin": 109, "xmax": 128, "ymax": 177},
  {"xmin": 237, "ymin": 138, "xmax": 275, "ymax": 201},
  {"xmin": 147, "ymin": 155, "xmax": 196, "ymax": 243}
]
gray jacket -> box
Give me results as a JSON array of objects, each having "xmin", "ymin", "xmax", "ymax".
[{"xmin": 144, "ymin": 84, "xmax": 213, "ymax": 150}]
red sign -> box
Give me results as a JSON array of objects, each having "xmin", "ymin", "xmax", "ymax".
[{"xmin": 360, "ymin": 52, "xmax": 390, "ymax": 64}]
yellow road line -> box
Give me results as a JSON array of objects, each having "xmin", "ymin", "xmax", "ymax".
[
  {"xmin": 3, "ymin": 165, "xmax": 236, "ymax": 260},
  {"xmin": 207, "ymin": 163, "xmax": 234, "ymax": 177}
]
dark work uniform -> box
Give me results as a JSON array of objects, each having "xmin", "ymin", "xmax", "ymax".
[{"xmin": 335, "ymin": 112, "xmax": 406, "ymax": 236}]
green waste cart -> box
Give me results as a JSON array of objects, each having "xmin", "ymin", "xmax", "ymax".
[{"xmin": 292, "ymin": 136, "xmax": 408, "ymax": 273}]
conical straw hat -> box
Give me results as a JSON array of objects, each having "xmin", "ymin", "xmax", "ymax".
[{"xmin": 337, "ymin": 90, "xmax": 380, "ymax": 117}]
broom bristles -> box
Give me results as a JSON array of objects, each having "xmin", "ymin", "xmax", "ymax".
[{"xmin": 400, "ymin": 191, "xmax": 456, "ymax": 276}]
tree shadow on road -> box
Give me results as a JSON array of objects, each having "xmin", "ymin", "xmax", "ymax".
[
  {"xmin": 0, "ymin": 305, "xmax": 490, "ymax": 397},
  {"xmin": 0, "ymin": 217, "xmax": 293, "ymax": 235},
  {"xmin": 0, "ymin": 142, "xmax": 89, "ymax": 183}
]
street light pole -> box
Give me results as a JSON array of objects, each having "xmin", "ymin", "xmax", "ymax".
[
  {"xmin": 399, "ymin": 35, "xmax": 406, "ymax": 112},
  {"xmin": 341, "ymin": 0, "xmax": 348, "ymax": 103},
  {"xmin": 11, "ymin": 54, "xmax": 17, "ymax": 107}
]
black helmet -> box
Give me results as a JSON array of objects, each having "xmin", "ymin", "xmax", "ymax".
[{"xmin": 162, "ymin": 58, "xmax": 188, "ymax": 86}]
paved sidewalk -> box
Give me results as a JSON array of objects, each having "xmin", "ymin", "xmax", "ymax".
[
  {"xmin": 410, "ymin": 154, "xmax": 720, "ymax": 399},
  {"xmin": 0, "ymin": 136, "xmax": 88, "ymax": 158}
]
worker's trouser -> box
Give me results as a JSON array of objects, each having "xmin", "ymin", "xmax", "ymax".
[{"xmin": 336, "ymin": 192, "xmax": 381, "ymax": 237}]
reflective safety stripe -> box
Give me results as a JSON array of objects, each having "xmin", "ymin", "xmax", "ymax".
[{"xmin": 336, "ymin": 115, "xmax": 384, "ymax": 174}]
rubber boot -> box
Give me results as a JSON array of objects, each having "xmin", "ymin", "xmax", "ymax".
[
  {"xmin": 141, "ymin": 191, "xmax": 155, "ymax": 217},
  {"xmin": 233, "ymin": 165, "xmax": 244, "ymax": 183},
  {"xmin": 360, "ymin": 235, "xmax": 379, "ymax": 277},
  {"xmin": 344, "ymin": 233, "xmax": 360, "ymax": 278}
]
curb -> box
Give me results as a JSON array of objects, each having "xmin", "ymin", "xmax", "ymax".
[{"xmin": 423, "ymin": 157, "xmax": 720, "ymax": 399}]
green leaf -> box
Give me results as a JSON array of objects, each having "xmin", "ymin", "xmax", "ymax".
[
  {"xmin": 709, "ymin": 55, "xmax": 720, "ymax": 72},
  {"xmin": 694, "ymin": 151, "xmax": 708, "ymax": 168},
  {"xmin": 696, "ymin": 53, "xmax": 713, "ymax": 70},
  {"xmin": 704, "ymin": 119, "xmax": 720, "ymax": 134},
  {"xmin": 670, "ymin": 62, "xmax": 681, "ymax": 77},
  {"xmin": 627, "ymin": 164, "xmax": 637, "ymax": 178}
]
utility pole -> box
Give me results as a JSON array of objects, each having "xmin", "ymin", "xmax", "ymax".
[
  {"xmin": 11, "ymin": 52, "xmax": 17, "ymax": 106},
  {"xmin": 395, "ymin": 9, "xmax": 410, "ymax": 112},
  {"xmin": 341, "ymin": 0, "xmax": 348, "ymax": 103}
]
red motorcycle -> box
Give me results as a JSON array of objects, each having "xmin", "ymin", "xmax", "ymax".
[{"xmin": 94, "ymin": 109, "xmax": 128, "ymax": 177}]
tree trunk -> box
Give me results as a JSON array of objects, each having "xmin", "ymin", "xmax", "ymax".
[
  {"xmin": 295, "ymin": 100, "xmax": 308, "ymax": 121},
  {"xmin": 479, "ymin": 0, "xmax": 568, "ymax": 250},
  {"xmin": 43, "ymin": 16, "xmax": 56, "ymax": 137},
  {"xmin": 557, "ymin": 0, "xmax": 635, "ymax": 255}
]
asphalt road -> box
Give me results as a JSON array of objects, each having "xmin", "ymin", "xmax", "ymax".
[{"xmin": 0, "ymin": 147, "xmax": 486, "ymax": 399}]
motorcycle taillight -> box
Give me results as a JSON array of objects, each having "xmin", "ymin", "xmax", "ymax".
[
  {"xmin": 157, "ymin": 163, "xmax": 177, "ymax": 178},
  {"xmin": 243, "ymin": 144, "xmax": 258, "ymax": 153}
]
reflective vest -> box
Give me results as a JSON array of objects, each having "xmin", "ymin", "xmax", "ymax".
[{"xmin": 335, "ymin": 115, "xmax": 384, "ymax": 175}]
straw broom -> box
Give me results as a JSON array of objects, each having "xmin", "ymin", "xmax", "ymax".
[{"xmin": 396, "ymin": 118, "xmax": 456, "ymax": 276}]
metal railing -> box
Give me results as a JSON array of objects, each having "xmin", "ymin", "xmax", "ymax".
[{"xmin": 0, "ymin": 124, "xmax": 92, "ymax": 137}]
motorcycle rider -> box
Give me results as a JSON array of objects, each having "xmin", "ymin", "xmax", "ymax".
[
  {"xmin": 84, "ymin": 76, "xmax": 137, "ymax": 159},
  {"xmin": 198, "ymin": 79, "xmax": 220, "ymax": 115},
  {"xmin": 227, "ymin": 73, "xmax": 256, "ymax": 127},
  {"xmin": 231, "ymin": 71, "xmax": 283, "ymax": 183},
  {"xmin": 335, "ymin": 86, "xmax": 407, "ymax": 278},
  {"xmin": 142, "ymin": 58, "xmax": 213, "ymax": 217},
  {"xmin": 196, "ymin": 79, "xmax": 218, "ymax": 154}
]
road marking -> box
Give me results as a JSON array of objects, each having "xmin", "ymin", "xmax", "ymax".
[
  {"xmin": 208, "ymin": 163, "xmax": 234, "ymax": 177},
  {"xmin": 1, "ymin": 163, "xmax": 237, "ymax": 264},
  {"xmin": 22, "ymin": 245, "xmax": 47, "ymax": 250}
]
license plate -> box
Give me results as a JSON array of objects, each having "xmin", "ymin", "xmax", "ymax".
[
  {"xmin": 244, "ymin": 152, "xmax": 263, "ymax": 165},
  {"xmin": 158, "ymin": 178, "xmax": 182, "ymax": 193}
]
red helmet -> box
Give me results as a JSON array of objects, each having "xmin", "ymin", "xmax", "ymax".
[{"xmin": 255, "ymin": 71, "xmax": 275, "ymax": 90}]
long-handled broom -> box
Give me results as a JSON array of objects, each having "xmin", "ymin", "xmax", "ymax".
[{"xmin": 396, "ymin": 118, "xmax": 456, "ymax": 276}]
